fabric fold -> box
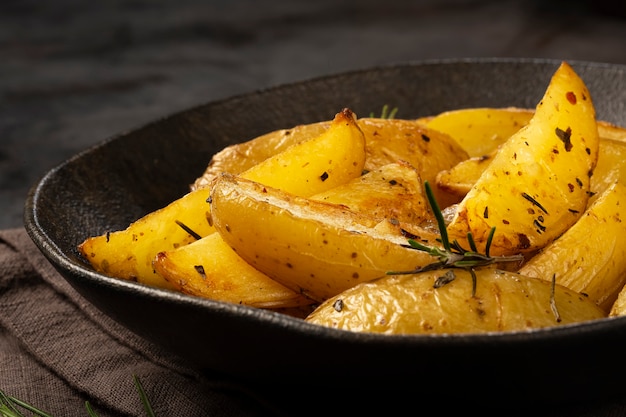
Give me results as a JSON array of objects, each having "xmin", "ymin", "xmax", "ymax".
[{"xmin": 0, "ymin": 228, "xmax": 278, "ymax": 417}]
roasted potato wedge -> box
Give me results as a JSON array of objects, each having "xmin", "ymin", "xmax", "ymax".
[
  {"xmin": 305, "ymin": 268, "xmax": 605, "ymax": 334},
  {"xmin": 311, "ymin": 161, "xmax": 432, "ymax": 225},
  {"xmin": 240, "ymin": 108, "xmax": 365, "ymax": 196},
  {"xmin": 210, "ymin": 173, "xmax": 440, "ymax": 302},
  {"xmin": 446, "ymin": 61, "xmax": 599, "ymax": 255},
  {"xmin": 78, "ymin": 108, "xmax": 366, "ymax": 289},
  {"xmin": 78, "ymin": 188, "xmax": 214, "ymax": 290},
  {"xmin": 153, "ymin": 233, "xmax": 313, "ymax": 308},
  {"xmin": 518, "ymin": 181, "xmax": 626, "ymax": 313},
  {"xmin": 417, "ymin": 107, "xmax": 534, "ymax": 157},
  {"xmin": 435, "ymin": 122, "xmax": 626, "ymax": 201},
  {"xmin": 435, "ymin": 151, "xmax": 496, "ymax": 198},
  {"xmin": 357, "ymin": 117, "xmax": 468, "ymax": 208},
  {"xmin": 192, "ymin": 121, "xmax": 330, "ymax": 190}
]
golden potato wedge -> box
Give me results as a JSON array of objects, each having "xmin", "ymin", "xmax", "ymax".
[
  {"xmin": 311, "ymin": 161, "xmax": 433, "ymax": 225},
  {"xmin": 305, "ymin": 268, "xmax": 605, "ymax": 334},
  {"xmin": 418, "ymin": 107, "xmax": 534, "ymax": 157},
  {"xmin": 210, "ymin": 173, "xmax": 440, "ymax": 302},
  {"xmin": 192, "ymin": 121, "xmax": 330, "ymax": 190},
  {"xmin": 435, "ymin": 152, "xmax": 496, "ymax": 198},
  {"xmin": 239, "ymin": 108, "xmax": 365, "ymax": 196},
  {"xmin": 357, "ymin": 117, "xmax": 469, "ymax": 208},
  {"xmin": 153, "ymin": 233, "xmax": 313, "ymax": 308},
  {"xmin": 518, "ymin": 181, "xmax": 626, "ymax": 312},
  {"xmin": 78, "ymin": 188, "xmax": 214, "ymax": 290},
  {"xmin": 79, "ymin": 108, "xmax": 366, "ymax": 289},
  {"xmin": 437, "ymin": 135, "xmax": 626, "ymax": 201},
  {"xmin": 447, "ymin": 61, "xmax": 599, "ymax": 256}
]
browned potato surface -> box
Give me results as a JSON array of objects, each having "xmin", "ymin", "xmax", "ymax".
[
  {"xmin": 436, "ymin": 152, "xmax": 496, "ymax": 198},
  {"xmin": 78, "ymin": 188, "xmax": 214, "ymax": 290},
  {"xmin": 358, "ymin": 117, "xmax": 468, "ymax": 208},
  {"xmin": 311, "ymin": 161, "xmax": 433, "ymax": 225},
  {"xmin": 153, "ymin": 233, "xmax": 313, "ymax": 308},
  {"xmin": 305, "ymin": 268, "xmax": 605, "ymax": 334},
  {"xmin": 610, "ymin": 287, "xmax": 626, "ymax": 317},
  {"xmin": 434, "ymin": 123, "xmax": 626, "ymax": 200}
]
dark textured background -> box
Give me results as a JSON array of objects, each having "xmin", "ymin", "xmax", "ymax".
[{"xmin": 2, "ymin": 0, "xmax": 626, "ymax": 228}]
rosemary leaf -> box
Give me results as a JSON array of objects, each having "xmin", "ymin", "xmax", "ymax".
[
  {"xmin": 369, "ymin": 105, "xmax": 399, "ymax": 119},
  {"xmin": 133, "ymin": 375, "xmax": 156, "ymax": 417},
  {"xmin": 0, "ymin": 376, "xmax": 156, "ymax": 417},
  {"xmin": 85, "ymin": 402, "xmax": 99, "ymax": 417},
  {"xmin": 424, "ymin": 181, "xmax": 451, "ymax": 251},
  {"xmin": 0, "ymin": 392, "xmax": 55, "ymax": 417}
]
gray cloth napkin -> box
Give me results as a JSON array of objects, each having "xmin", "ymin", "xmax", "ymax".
[{"xmin": 0, "ymin": 228, "xmax": 283, "ymax": 417}]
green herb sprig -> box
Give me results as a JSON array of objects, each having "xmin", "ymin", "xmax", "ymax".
[
  {"xmin": 0, "ymin": 375, "xmax": 155, "ymax": 417},
  {"xmin": 387, "ymin": 181, "xmax": 524, "ymax": 295},
  {"xmin": 369, "ymin": 104, "xmax": 398, "ymax": 119}
]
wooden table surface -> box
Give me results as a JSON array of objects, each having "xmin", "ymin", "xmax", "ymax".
[{"xmin": 2, "ymin": 0, "xmax": 625, "ymax": 227}]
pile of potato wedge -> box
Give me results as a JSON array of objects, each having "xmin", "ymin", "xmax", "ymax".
[{"xmin": 79, "ymin": 61, "xmax": 626, "ymax": 335}]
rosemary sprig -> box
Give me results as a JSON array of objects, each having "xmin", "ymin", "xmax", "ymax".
[
  {"xmin": 369, "ymin": 104, "xmax": 398, "ymax": 119},
  {"xmin": 0, "ymin": 389, "xmax": 55, "ymax": 417},
  {"xmin": 387, "ymin": 181, "xmax": 524, "ymax": 295},
  {"xmin": 0, "ymin": 375, "xmax": 155, "ymax": 417}
]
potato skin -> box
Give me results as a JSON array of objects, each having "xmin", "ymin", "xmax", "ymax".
[
  {"xmin": 311, "ymin": 161, "xmax": 433, "ymax": 225},
  {"xmin": 154, "ymin": 232, "xmax": 313, "ymax": 309},
  {"xmin": 305, "ymin": 268, "xmax": 606, "ymax": 334}
]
